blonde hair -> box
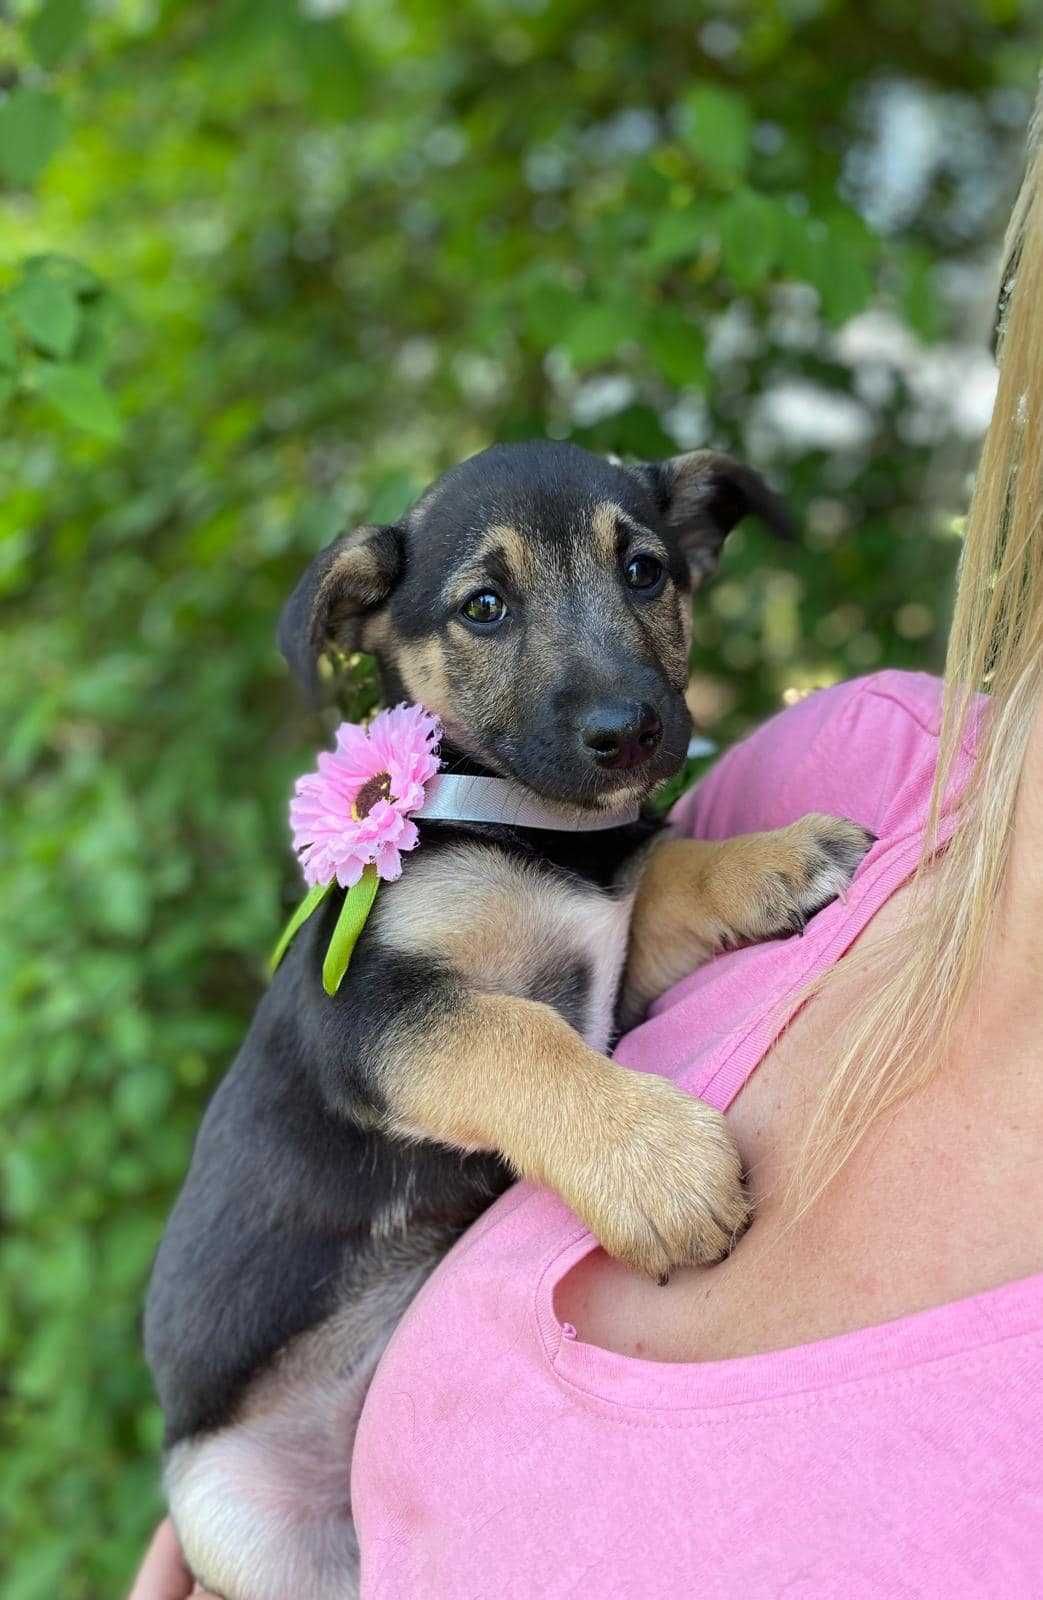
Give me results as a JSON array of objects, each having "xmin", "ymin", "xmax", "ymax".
[{"xmin": 790, "ymin": 96, "xmax": 1043, "ymax": 1215}]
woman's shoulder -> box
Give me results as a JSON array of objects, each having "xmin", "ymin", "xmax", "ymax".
[{"xmin": 673, "ymin": 671, "xmax": 952, "ymax": 844}]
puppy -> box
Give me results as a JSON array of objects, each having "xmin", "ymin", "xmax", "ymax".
[{"xmin": 145, "ymin": 440, "xmax": 871, "ymax": 1600}]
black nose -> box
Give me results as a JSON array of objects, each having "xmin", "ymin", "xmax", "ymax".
[{"xmin": 581, "ymin": 701, "xmax": 663, "ymax": 770}]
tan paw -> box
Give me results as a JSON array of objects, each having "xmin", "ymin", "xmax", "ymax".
[
  {"xmin": 565, "ymin": 1072, "xmax": 749, "ymax": 1280},
  {"xmin": 738, "ymin": 813, "xmax": 874, "ymax": 941}
]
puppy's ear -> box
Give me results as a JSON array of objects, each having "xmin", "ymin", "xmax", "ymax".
[
  {"xmin": 632, "ymin": 451, "xmax": 794, "ymax": 585},
  {"xmin": 278, "ymin": 523, "xmax": 402, "ymax": 698}
]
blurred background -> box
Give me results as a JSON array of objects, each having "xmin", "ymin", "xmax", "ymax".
[{"xmin": 1, "ymin": 1, "xmax": 1040, "ymax": 1594}]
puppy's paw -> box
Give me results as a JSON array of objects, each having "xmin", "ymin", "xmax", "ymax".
[
  {"xmin": 568, "ymin": 1073, "xmax": 749, "ymax": 1280},
  {"xmin": 739, "ymin": 813, "xmax": 875, "ymax": 941}
]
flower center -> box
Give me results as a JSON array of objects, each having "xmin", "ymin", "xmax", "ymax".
[{"xmin": 353, "ymin": 771, "xmax": 392, "ymax": 819}]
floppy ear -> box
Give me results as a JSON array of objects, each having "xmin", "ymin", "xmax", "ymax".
[
  {"xmin": 277, "ymin": 523, "xmax": 402, "ymax": 698},
  {"xmin": 632, "ymin": 451, "xmax": 794, "ymax": 584}
]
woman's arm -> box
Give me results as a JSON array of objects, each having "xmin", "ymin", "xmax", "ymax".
[{"xmin": 127, "ymin": 1520, "xmax": 218, "ymax": 1600}]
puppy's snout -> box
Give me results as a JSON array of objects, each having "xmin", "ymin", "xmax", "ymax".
[{"xmin": 581, "ymin": 701, "xmax": 663, "ymax": 770}]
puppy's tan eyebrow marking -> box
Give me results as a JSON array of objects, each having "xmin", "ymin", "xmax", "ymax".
[
  {"xmin": 441, "ymin": 523, "xmax": 533, "ymax": 608},
  {"xmin": 591, "ymin": 501, "xmax": 624, "ymax": 564},
  {"xmin": 592, "ymin": 501, "xmax": 668, "ymax": 565},
  {"xmin": 483, "ymin": 523, "xmax": 533, "ymax": 586}
]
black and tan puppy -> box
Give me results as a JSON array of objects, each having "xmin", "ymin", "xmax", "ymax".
[{"xmin": 145, "ymin": 440, "xmax": 871, "ymax": 1599}]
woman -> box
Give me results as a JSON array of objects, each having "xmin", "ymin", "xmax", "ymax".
[{"xmin": 133, "ymin": 104, "xmax": 1043, "ymax": 1600}]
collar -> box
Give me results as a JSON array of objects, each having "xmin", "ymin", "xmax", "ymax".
[
  {"xmin": 415, "ymin": 774, "xmax": 640, "ymax": 831},
  {"xmin": 414, "ymin": 736, "xmax": 716, "ymax": 833}
]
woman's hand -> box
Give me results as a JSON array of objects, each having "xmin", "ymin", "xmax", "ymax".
[{"xmin": 127, "ymin": 1519, "xmax": 219, "ymax": 1600}]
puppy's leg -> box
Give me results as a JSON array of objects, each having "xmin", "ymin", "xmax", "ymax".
[
  {"xmin": 383, "ymin": 990, "xmax": 748, "ymax": 1278},
  {"xmin": 164, "ymin": 1239, "xmax": 442, "ymax": 1600},
  {"xmin": 620, "ymin": 813, "xmax": 874, "ymax": 1027}
]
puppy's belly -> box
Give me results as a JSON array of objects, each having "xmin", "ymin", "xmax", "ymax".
[{"xmin": 165, "ymin": 1243, "xmax": 440, "ymax": 1600}]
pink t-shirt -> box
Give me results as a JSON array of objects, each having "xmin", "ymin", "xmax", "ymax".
[{"xmin": 352, "ymin": 671, "xmax": 1043, "ymax": 1598}]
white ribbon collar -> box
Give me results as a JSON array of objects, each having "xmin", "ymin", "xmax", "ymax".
[{"xmin": 414, "ymin": 736, "xmax": 716, "ymax": 833}]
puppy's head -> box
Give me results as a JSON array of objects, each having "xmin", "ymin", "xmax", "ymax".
[{"xmin": 280, "ymin": 441, "xmax": 791, "ymax": 811}]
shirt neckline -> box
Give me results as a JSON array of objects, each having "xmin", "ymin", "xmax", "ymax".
[{"xmin": 532, "ymin": 820, "xmax": 1043, "ymax": 1411}]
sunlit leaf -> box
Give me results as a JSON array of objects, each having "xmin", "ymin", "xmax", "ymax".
[
  {"xmin": 641, "ymin": 206, "xmax": 713, "ymax": 267},
  {"xmin": 676, "ymin": 85, "xmax": 751, "ymax": 182},
  {"xmin": 35, "ymin": 362, "xmax": 122, "ymax": 438},
  {"xmin": 9, "ymin": 274, "xmax": 81, "ymax": 357},
  {"xmin": 563, "ymin": 301, "xmax": 634, "ymax": 367}
]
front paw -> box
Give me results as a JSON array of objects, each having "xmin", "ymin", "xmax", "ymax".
[
  {"xmin": 740, "ymin": 813, "xmax": 874, "ymax": 941},
  {"xmin": 567, "ymin": 1073, "xmax": 750, "ymax": 1280}
]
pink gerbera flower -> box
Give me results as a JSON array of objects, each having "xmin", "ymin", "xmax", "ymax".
[{"xmin": 289, "ymin": 704, "xmax": 442, "ymax": 888}]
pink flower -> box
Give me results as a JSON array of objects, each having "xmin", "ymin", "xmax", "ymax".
[{"xmin": 289, "ymin": 704, "xmax": 442, "ymax": 888}]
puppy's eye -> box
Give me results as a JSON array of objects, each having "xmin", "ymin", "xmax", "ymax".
[
  {"xmin": 623, "ymin": 554, "xmax": 666, "ymax": 594},
  {"xmin": 459, "ymin": 590, "xmax": 507, "ymax": 629}
]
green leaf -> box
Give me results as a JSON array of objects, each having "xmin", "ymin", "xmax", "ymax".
[
  {"xmin": 367, "ymin": 471, "xmax": 421, "ymax": 524},
  {"xmin": 776, "ymin": 206, "xmax": 819, "ymax": 282},
  {"xmin": 810, "ymin": 210, "xmax": 878, "ymax": 325},
  {"xmin": 28, "ymin": 0, "xmax": 88, "ymax": 70},
  {"xmin": 322, "ymin": 868, "xmax": 380, "ymax": 996},
  {"xmin": 0, "ymin": 89, "xmax": 68, "ymax": 187},
  {"xmin": 563, "ymin": 301, "xmax": 634, "ymax": 368},
  {"xmin": 641, "ymin": 207, "xmax": 712, "ymax": 268},
  {"xmin": 644, "ymin": 307, "xmax": 707, "ymax": 388},
  {"xmin": 292, "ymin": 18, "xmax": 364, "ymax": 120},
  {"xmin": 9, "ymin": 274, "xmax": 81, "ymax": 357},
  {"xmin": 677, "ymin": 85, "xmax": 752, "ymax": 182},
  {"xmin": 73, "ymin": 291, "xmax": 120, "ymax": 371},
  {"xmin": 35, "ymin": 363, "xmax": 122, "ymax": 439},
  {"xmin": 719, "ymin": 189, "xmax": 782, "ymax": 289},
  {"xmin": 269, "ymin": 879, "xmax": 333, "ymax": 973},
  {"xmin": 902, "ymin": 248, "xmax": 941, "ymax": 342},
  {"xmin": 112, "ymin": 1065, "xmax": 172, "ymax": 1131},
  {"xmin": 521, "ymin": 276, "xmax": 582, "ymax": 344},
  {"xmin": 0, "ymin": 318, "xmax": 16, "ymax": 369}
]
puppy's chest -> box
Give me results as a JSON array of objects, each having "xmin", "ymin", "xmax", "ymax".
[{"xmin": 374, "ymin": 842, "xmax": 636, "ymax": 1052}]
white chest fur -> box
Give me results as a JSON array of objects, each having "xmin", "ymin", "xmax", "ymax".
[{"xmin": 558, "ymin": 878, "xmax": 636, "ymax": 1051}]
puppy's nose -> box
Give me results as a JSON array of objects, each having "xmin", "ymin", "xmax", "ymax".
[{"xmin": 581, "ymin": 701, "xmax": 663, "ymax": 770}]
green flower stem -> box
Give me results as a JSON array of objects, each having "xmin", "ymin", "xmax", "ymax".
[
  {"xmin": 321, "ymin": 866, "xmax": 380, "ymax": 996},
  {"xmin": 268, "ymin": 879, "xmax": 333, "ymax": 974}
]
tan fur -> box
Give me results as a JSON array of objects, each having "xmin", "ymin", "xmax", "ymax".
[
  {"xmin": 441, "ymin": 524, "xmax": 536, "ymax": 606},
  {"xmin": 318, "ymin": 527, "xmax": 390, "ymax": 621},
  {"xmin": 373, "ymin": 843, "xmax": 633, "ymax": 1051},
  {"xmin": 621, "ymin": 814, "xmax": 873, "ymax": 1028},
  {"xmin": 484, "ymin": 522, "xmax": 535, "ymax": 587},
  {"xmin": 635, "ymin": 592, "xmax": 690, "ymax": 693},
  {"xmin": 384, "ymin": 503, "xmax": 694, "ymax": 767},
  {"xmin": 590, "ymin": 499, "xmax": 623, "ymax": 564},
  {"xmin": 357, "ymin": 610, "xmax": 391, "ymax": 656},
  {"xmin": 383, "ymin": 991, "xmax": 748, "ymax": 1278},
  {"xmin": 395, "ymin": 636, "xmax": 453, "ymax": 721}
]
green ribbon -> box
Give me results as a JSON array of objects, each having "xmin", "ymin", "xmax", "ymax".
[
  {"xmin": 269, "ymin": 866, "xmax": 380, "ymax": 996},
  {"xmin": 269, "ymin": 880, "xmax": 333, "ymax": 974},
  {"xmin": 321, "ymin": 866, "xmax": 379, "ymax": 996}
]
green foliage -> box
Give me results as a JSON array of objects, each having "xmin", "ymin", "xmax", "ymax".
[
  {"xmin": 0, "ymin": 87, "xmax": 67, "ymax": 184},
  {"xmin": 1, "ymin": 1, "xmax": 1041, "ymax": 1594}
]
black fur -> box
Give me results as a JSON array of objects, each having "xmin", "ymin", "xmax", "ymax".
[
  {"xmin": 145, "ymin": 813, "xmax": 651, "ymax": 1446},
  {"xmin": 145, "ymin": 440, "xmax": 791, "ymax": 1461}
]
